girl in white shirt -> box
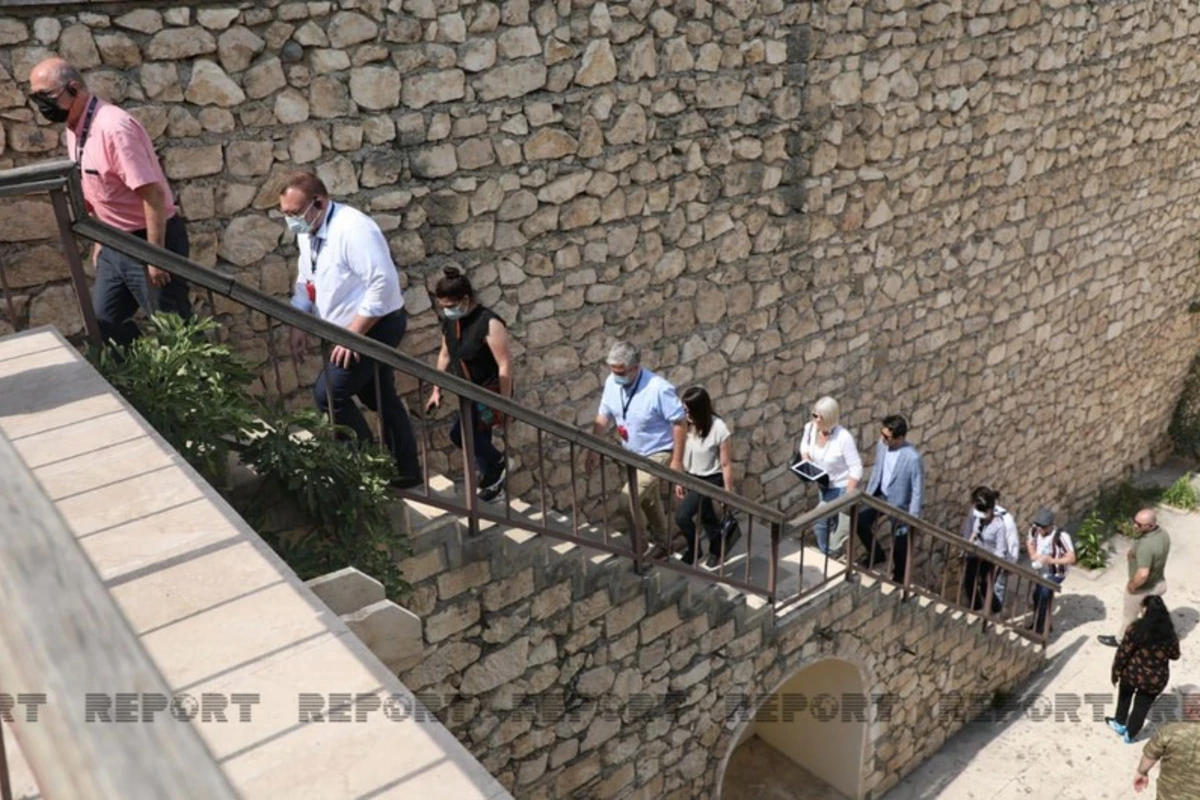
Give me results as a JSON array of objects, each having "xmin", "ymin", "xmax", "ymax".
[
  {"xmin": 674, "ymin": 387, "xmax": 737, "ymax": 568},
  {"xmin": 797, "ymin": 396, "xmax": 862, "ymax": 555}
]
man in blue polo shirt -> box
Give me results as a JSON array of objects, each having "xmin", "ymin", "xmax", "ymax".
[{"xmin": 585, "ymin": 341, "xmax": 687, "ymax": 560}]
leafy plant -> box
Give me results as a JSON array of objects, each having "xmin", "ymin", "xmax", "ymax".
[
  {"xmin": 240, "ymin": 410, "xmax": 409, "ymax": 598},
  {"xmin": 1073, "ymin": 512, "xmax": 1110, "ymax": 570},
  {"xmin": 1161, "ymin": 473, "xmax": 1199, "ymax": 511},
  {"xmin": 94, "ymin": 314, "xmax": 257, "ymax": 485},
  {"xmin": 92, "ymin": 314, "xmax": 409, "ymax": 600}
]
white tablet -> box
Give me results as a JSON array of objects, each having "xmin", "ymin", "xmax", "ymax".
[{"xmin": 790, "ymin": 459, "xmax": 828, "ymax": 484}]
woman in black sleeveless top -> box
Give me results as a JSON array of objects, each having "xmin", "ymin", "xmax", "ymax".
[{"xmin": 426, "ymin": 267, "xmax": 513, "ymax": 501}]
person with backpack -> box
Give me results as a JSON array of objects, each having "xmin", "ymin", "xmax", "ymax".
[
  {"xmin": 425, "ymin": 267, "xmax": 513, "ymax": 501},
  {"xmin": 1025, "ymin": 507, "xmax": 1075, "ymax": 634},
  {"xmin": 1107, "ymin": 595, "xmax": 1181, "ymax": 744},
  {"xmin": 674, "ymin": 387, "xmax": 739, "ymax": 568}
]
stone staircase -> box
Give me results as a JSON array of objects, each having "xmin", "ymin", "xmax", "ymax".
[{"xmin": 392, "ymin": 471, "xmax": 848, "ymax": 634}]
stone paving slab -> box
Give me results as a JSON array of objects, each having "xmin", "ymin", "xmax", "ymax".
[{"xmin": 0, "ymin": 328, "xmax": 512, "ymax": 800}]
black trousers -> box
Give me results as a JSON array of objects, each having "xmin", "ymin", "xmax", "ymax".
[
  {"xmin": 313, "ymin": 310, "xmax": 420, "ymax": 480},
  {"xmin": 963, "ymin": 557, "xmax": 1001, "ymax": 612},
  {"xmin": 855, "ymin": 493, "xmax": 908, "ymax": 582},
  {"xmin": 1115, "ymin": 682, "xmax": 1160, "ymax": 738},
  {"xmin": 676, "ymin": 472, "xmax": 724, "ymax": 560},
  {"xmin": 94, "ymin": 215, "xmax": 192, "ymax": 345}
]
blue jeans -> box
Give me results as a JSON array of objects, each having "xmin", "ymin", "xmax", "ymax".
[
  {"xmin": 94, "ymin": 215, "xmax": 192, "ymax": 346},
  {"xmin": 1032, "ymin": 574, "xmax": 1065, "ymax": 633},
  {"xmin": 815, "ymin": 485, "xmax": 845, "ymax": 554},
  {"xmin": 313, "ymin": 310, "xmax": 419, "ymax": 479}
]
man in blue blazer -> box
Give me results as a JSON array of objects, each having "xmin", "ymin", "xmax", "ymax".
[{"xmin": 855, "ymin": 414, "xmax": 924, "ymax": 582}]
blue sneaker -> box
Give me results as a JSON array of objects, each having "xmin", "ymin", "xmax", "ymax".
[{"xmin": 1106, "ymin": 717, "xmax": 1127, "ymax": 735}]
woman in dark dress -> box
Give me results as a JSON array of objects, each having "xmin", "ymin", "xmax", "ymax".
[
  {"xmin": 425, "ymin": 267, "xmax": 513, "ymax": 501},
  {"xmin": 1106, "ymin": 594, "xmax": 1180, "ymax": 743}
]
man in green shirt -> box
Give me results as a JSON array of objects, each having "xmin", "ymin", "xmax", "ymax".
[
  {"xmin": 1098, "ymin": 508, "xmax": 1170, "ymax": 647},
  {"xmin": 1133, "ymin": 684, "xmax": 1200, "ymax": 798}
]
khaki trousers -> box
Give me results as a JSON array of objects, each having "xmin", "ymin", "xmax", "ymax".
[
  {"xmin": 620, "ymin": 451, "xmax": 672, "ymax": 548},
  {"xmin": 1120, "ymin": 580, "xmax": 1168, "ymax": 639}
]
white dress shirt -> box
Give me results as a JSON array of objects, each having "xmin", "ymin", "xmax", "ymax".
[{"xmin": 289, "ymin": 202, "xmax": 404, "ymax": 328}]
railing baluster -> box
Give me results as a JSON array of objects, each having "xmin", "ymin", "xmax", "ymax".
[
  {"xmin": 599, "ymin": 452, "xmax": 610, "ymax": 545},
  {"xmin": 768, "ymin": 519, "xmax": 780, "ymax": 602},
  {"xmin": 625, "ymin": 463, "xmax": 645, "ymax": 574},
  {"xmin": 570, "ymin": 441, "xmax": 580, "ymax": 539},
  {"xmin": 266, "ymin": 314, "xmax": 284, "ymax": 404},
  {"xmin": 414, "ymin": 377, "xmax": 431, "ymax": 496},
  {"xmin": 373, "ymin": 360, "xmax": 385, "ymax": 447},
  {"xmin": 50, "ymin": 187, "xmax": 102, "ymax": 345},
  {"xmin": 320, "ymin": 339, "xmax": 336, "ymax": 428},
  {"xmin": 537, "ymin": 429, "xmax": 547, "ymax": 525},
  {"xmin": 458, "ymin": 394, "xmax": 480, "ymax": 537}
]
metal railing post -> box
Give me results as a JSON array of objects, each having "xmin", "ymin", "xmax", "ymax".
[
  {"xmin": 625, "ymin": 463, "xmax": 647, "ymax": 574},
  {"xmin": 458, "ymin": 394, "xmax": 481, "ymax": 537},
  {"xmin": 49, "ymin": 187, "xmax": 102, "ymax": 345}
]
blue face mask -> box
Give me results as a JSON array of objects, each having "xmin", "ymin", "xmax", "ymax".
[
  {"xmin": 613, "ymin": 374, "xmax": 630, "ymax": 386},
  {"xmin": 443, "ymin": 304, "xmax": 467, "ymax": 320}
]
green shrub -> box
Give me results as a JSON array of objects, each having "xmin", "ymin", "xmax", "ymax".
[
  {"xmin": 94, "ymin": 314, "xmax": 257, "ymax": 485},
  {"xmin": 240, "ymin": 410, "xmax": 408, "ymax": 598},
  {"xmin": 1161, "ymin": 473, "xmax": 1199, "ymax": 511},
  {"xmin": 1074, "ymin": 512, "xmax": 1110, "ymax": 570},
  {"xmin": 92, "ymin": 314, "xmax": 409, "ymax": 599}
]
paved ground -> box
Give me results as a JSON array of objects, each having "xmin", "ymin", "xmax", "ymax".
[{"xmin": 885, "ymin": 498, "xmax": 1199, "ymax": 799}]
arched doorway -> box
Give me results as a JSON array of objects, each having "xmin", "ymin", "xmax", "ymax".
[{"xmin": 719, "ymin": 658, "xmax": 867, "ymax": 800}]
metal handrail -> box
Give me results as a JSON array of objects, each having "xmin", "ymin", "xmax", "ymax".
[
  {"xmin": 809, "ymin": 490, "xmax": 1061, "ymax": 590},
  {"xmin": 70, "ymin": 216, "xmax": 785, "ymax": 524}
]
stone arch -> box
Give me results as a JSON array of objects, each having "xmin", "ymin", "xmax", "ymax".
[{"xmin": 715, "ymin": 656, "xmax": 872, "ymax": 800}]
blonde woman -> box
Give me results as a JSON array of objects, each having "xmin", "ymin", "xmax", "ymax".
[{"xmin": 796, "ymin": 396, "xmax": 862, "ymax": 555}]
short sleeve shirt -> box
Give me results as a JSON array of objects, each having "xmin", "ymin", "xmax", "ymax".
[
  {"xmin": 597, "ymin": 368, "xmax": 685, "ymax": 457},
  {"xmin": 683, "ymin": 417, "xmax": 730, "ymax": 477},
  {"xmin": 1129, "ymin": 527, "xmax": 1170, "ymax": 590},
  {"xmin": 65, "ymin": 99, "xmax": 177, "ymax": 231}
]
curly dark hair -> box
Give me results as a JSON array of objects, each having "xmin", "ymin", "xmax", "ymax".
[{"xmin": 1128, "ymin": 595, "xmax": 1179, "ymax": 649}]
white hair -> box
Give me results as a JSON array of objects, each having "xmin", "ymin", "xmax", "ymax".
[
  {"xmin": 606, "ymin": 340, "xmax": 639, "ymax": 368},
  {"xmin": 813, "ymin": 396, "xmax": 840, "ymax": 427}
]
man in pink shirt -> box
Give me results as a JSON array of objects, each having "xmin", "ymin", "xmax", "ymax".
[{"xmin": 29, "ymin": 57, "xmax": 191, "ymax": 345}]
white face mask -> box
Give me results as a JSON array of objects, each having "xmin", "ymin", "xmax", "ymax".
[
  {"xmin": 971, "ymin": 509, "xmax": 988, "ymax": 520},
  {"xmin": 284, "ymin": 199, "xmax": 318, "ymax": 235}
]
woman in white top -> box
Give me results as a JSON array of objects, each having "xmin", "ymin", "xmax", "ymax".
[
  {"xmin": 797, "ymin": 396, "xmax": 863, "ymax": 555},
  {"xmin": 674, "ymin": 387, "xmax": 737, "ymax": 568}
]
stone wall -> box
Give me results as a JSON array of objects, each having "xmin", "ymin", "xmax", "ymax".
[
  {"xmin": 2, "ymin": 0, "xmax": 1200, "ymax": 531},
  {"xmin": 396, "ymin": 500, "xmax": 1045, "ymax": 799}
]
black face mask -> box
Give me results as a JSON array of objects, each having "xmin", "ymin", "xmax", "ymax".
[{"xmin": 30, "ymin": 92, "xmax": 69, "ymax": 123}]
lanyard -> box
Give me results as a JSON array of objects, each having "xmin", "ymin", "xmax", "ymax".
[
  {"xmin": 619, "ymin": 370, "xmax": 644, "ymax": 421},
  {"xmin": 309, "ymin": 202, "xmax": 337, "ymax": 274},
  {"xmin": 73, "ymin": 96, "xmax": 100, "ymax": 164}
]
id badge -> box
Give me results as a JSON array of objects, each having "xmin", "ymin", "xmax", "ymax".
[{"xmin": 616, "ymin": 424, "xmax": 629, "ymax": 441}]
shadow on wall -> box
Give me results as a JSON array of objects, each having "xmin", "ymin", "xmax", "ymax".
[{"xmin": 719, "ymin": 658, "xmax": 866, "ymax": 800}]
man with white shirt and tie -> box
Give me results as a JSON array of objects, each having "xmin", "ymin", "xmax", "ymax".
[
  {"xmin": 280, "ymin": 172, "xmax": 421, "ymax": 488},
  {"xmin": 855, "ymin": 414, "xmax": 924, "ymax": 581}
]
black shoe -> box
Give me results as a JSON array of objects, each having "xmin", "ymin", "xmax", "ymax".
[
  {"xmin": 647, "ymin": 544, "xmax": 671, "ymax": 561},
  {"xmin": 390, "ymin": 474, "xmax": 423, "ymax": 490},
  {"xmin": 478, "ymin": 459, "xmax": 506, "ymax": 501},
  {"xmin": 1097, "ymin": 635, "xmax": 1119, "ymax": 647},
  {"xmin": 705, "ymin": 551, "xmax": 723, "ymax": 569}
]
